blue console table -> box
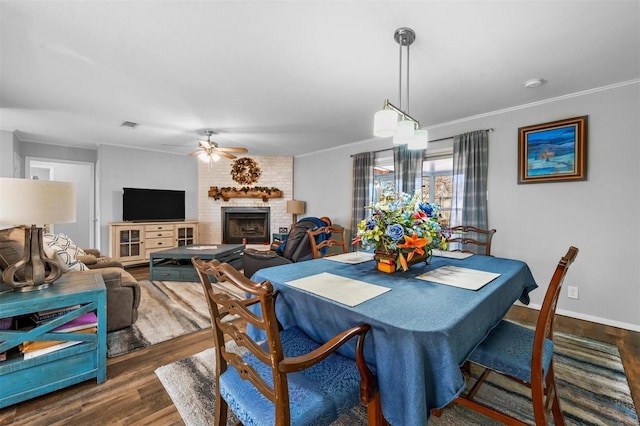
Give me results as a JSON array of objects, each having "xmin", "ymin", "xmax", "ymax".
[{"xmin": 0, "ymin": 272, "xmax": 107, "ymax": 408}]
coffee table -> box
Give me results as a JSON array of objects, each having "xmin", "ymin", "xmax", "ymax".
[{"xmin": 149, "ymin": 244, "xmax": 244, "ymax": 282}]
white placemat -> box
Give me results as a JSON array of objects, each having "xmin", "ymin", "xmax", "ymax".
[
  {"xmin": 432, "ymin": 249, "xmax": 474, "ymax": 259},
  {"xmin": 285, "ymin": 272, "xmax": 390, "ymax": 306},
  {"xmin": 416, "ymin": 266, "xmax": 500, "ymax": 290},
  {"xmin": 323, "ymin": 252, "xmax": 375, "ymax": 264}
]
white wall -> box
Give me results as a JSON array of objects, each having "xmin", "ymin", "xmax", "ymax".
[
  {"xmin": 294, "ymin": 81, "xmax": 640, "ymax": 330},
  {"xmin": 97, "ymin": 145, "xmax": 198, "ymax": 253},
  {"xmin": 0, "ymin": 130, "xmax": 16, "ymax": 177}
]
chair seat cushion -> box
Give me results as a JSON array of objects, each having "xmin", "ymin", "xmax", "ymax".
[
  {"xmin": 219, "ymin": 326, "xmax": 372, "ymax": 426},
  {"xmin": 467, "ymin": 320, "xmax": 554, "ymax": 383}
]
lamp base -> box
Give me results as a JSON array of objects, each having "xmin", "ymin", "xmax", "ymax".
[{"xmin": 2, "ymin": 226, "xmax": 62, "ymax": 292}]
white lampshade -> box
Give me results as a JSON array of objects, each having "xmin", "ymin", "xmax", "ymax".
[
  {"xmin": 373, "ymin": 109, "xmax": 399, "ymax": 137},
  {"xmin": 407, "ymin": 129, "xmax": 429, "ymax": 150},
  {"xmin": 393, "ymin": 119, "xmax": 415, "ymax": 144},
  {"xmin": 0, "ymin": 178, "xmax": 76, "ymax": 225}
]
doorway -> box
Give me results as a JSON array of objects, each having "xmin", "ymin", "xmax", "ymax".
[{"xmin": 25, "ymin": 157, "xmax": 96, "ymax": 248}]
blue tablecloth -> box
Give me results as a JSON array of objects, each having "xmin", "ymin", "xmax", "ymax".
[{"xmin": 250, "ymin": 255, "xmax": 537, "ymax": 426}]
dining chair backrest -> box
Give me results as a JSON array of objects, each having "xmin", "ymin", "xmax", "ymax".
[
  {"xmin": 306, "ymin": 225, "xmax": 348, "ymax": 259},
  {"xmin": 191, "ymin": 256, "xmax": 384, "ymax": 426},
  {"xmin": 452, "ymin": 246, "xmax": 579, "ymax": 425},
  {"xmin": 531, "ymin": 246, "xmax": 579, "ymax": 385},
  {"xmin": 446, "ymin": 225, "xmax": 496, "ymax": 256}
]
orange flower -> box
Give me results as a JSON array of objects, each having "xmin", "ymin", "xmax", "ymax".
[{"xmin": 398, "ymin": 234, "xmax": 428, "ymax": 252}]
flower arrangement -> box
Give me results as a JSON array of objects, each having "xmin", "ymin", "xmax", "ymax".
[{"xmin": 353, "ymin": 191, "xmax": 447, "ymax": 272}]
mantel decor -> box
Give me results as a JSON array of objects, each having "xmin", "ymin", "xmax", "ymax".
[
  {"xmin": 353, "ymin": 191, "xmax": 446, "ymax": 273},
  {"xmin": 518, "ymin": 115, "xmax": 588, "ymax": 184},
  {"xmin": 208, "ymin": 186, "xmax": 282, "ymax": 202}
]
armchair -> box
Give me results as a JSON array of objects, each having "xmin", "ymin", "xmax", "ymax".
[
  {"xmin": 77, "ymin": 248, "xmax": 124, "ymax": 269},
  {"xmin": 192, "ymin": 257, "xmax": 385, "ymax": 425},
  {"xmin": 243, "ymin": 217, "xmax": 330, "ymax": 279},
  {"xmin": 0, "ymin": 226, "xmax": 140, "ymax": 332}
]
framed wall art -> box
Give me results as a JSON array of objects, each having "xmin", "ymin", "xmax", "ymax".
[{"xmin": 518, "ymin": 115, "xmax": 588, "ymax": 184}]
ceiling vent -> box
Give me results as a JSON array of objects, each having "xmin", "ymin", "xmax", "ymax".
[{"xmin": 120, "ymin": 121, "xmax": 139, "ymax": 129}]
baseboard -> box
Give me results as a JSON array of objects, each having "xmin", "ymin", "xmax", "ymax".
[{"xmin": 519, "ymin": 302, "xmax": 640, "ymax": 332}]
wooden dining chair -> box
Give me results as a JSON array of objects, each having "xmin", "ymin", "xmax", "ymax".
[
  {"xmin": 306, "ymin": 225, "xmax": 348, "ymax": 259},
  {"xmin": 191, "ymin": 257, "xmax": 386, "ymax": 426},
  {"xmin": 453, "ymin": 246, "xmax": 579, "ymax": 425},
  {"xmin": 445, "ymin": 225, "xmax": 497, "ymax": 256}
]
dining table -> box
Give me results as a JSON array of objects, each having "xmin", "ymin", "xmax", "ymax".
[{"xmin": 248, "ymin": 251, "xmax": 538, "ymax": 426}]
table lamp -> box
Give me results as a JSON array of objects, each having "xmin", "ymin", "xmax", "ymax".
[
  {"xmin": 0, "ymin": 178, "xmax": 76, "ymax": 292},
  {"xmin": 286, "ymin": 200, "xmax": 305, "ymax": 227}
]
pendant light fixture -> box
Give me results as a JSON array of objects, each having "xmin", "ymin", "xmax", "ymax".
[{"xmin": 373, "ymin": 27, "xmax": 428, "ymax": 150}]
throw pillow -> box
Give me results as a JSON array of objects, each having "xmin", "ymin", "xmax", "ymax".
[{"xmin": 43, "ymin": 233, "xmax": 87, "ymax": 272}]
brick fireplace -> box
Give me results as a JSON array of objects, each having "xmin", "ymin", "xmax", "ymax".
[
  {"xmin": 197, "ymin": 155, "xmax": 293, "ymax": 244},
  {"xmin": 222, "ymin": 207, "xmax": 270, "ymax": 244}
]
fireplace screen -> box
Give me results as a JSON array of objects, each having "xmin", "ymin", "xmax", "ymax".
[{"xmin": 222, "ymin": 207, "xmax": 270, "ymax": 244}]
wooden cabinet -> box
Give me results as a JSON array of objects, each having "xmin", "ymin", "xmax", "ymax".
[
  {"xmin": 109, "ymin": 221, "xmax": 198, "ymax": 266},
  {"xmin": 113, "ymin": 225, "xmax": 145, "ymax": 264},
  {"xmin": 0, "ymin": 273, "xmax": 106, "ymax": 408}
]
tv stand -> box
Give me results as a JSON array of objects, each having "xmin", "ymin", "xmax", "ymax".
[{"xmin": 108, "ymin": 220, "xmax": 198, "ymax": 266}]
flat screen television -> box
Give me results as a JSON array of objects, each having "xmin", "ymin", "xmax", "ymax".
[{"xmin": 122, "ymin": 187, "xmax": 185, "ymax": 222}]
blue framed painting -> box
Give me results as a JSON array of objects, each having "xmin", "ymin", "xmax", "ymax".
[{"xmin": 518, "ymin": 116, "xmax": 588, "ymax": 184}]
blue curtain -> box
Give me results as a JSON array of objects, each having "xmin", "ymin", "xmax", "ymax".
[
  {"xmin": 351, "ymin": 152, "xmax": 374, "ymax": 244},
  {"xmin": 451, "ymin": 130, "xmax": 489, "ymax": 228},
  {"xmin": 393, "ymin": 145, "xmax": 424, "ymax": 194}
]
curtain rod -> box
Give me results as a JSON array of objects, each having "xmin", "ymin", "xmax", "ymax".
[{"xmin": 351, "ymin": 128, "xmax": 494, "ymax": 157}]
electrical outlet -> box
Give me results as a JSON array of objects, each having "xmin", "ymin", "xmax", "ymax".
[{"xmin": 567, "ymin": 286, "xmax": 579, "ymax": 299}]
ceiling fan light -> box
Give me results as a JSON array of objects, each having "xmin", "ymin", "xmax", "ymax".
[
  {"xmin": 407, "ymin": 129, "xmax": 429, "ymax": 150},
  {"xmin": 198, "ymin": 152, "xmax": 210, "ymax": 162},
  {"xmin": 374, "ymin": 109, "xmax": 399, "ymax": 137},
  {"xmin": 393, "ymin": 119, "xmax": 415, "ymax": 144},
  {"xmin": 211, "ymin": 153, "xmax": 221, "ymax": 162}
]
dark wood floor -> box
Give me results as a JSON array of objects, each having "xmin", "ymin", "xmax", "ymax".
[{"xmin": 1, "ymin": 266, "xmax": 638, "ymax": 425}]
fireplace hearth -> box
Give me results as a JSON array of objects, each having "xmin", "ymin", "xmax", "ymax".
[{"xmin": 222, "ymin": 207, "xmax": 270, "ymax": 244}]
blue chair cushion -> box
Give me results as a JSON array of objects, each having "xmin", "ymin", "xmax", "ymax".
[
  {"xmin": 466, "ymin": 320, "xmax": 554, "ymax": 383},
  {"xmin": 219, "ymin": 326, "xmax": 374, "ymax": 426}
]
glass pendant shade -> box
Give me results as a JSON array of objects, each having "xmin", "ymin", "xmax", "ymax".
[
  {"xmin": 199, "ymin": 152, "xmax": 221, "ymax": 163},
  {"xmin": 407, "ymin": 129, "xmax": 429, "ymax": 150},
  {"xmin": 373, "ymin": 109, "xmax": 399, "ymax": 137},
  {"xmin": 393, "ymin": 119, "xmax": 415, "ymax": 144}
]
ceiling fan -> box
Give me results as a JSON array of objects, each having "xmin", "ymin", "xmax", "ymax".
[{"xmin": 188, "ymin": 130, "xmax": 248, "ymax": 161}]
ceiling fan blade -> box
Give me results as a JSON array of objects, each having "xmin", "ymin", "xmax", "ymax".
[
  {"xmin": 188, "ymin": 150, "xmax": 202, "ymax": 156},
  {"xmin": 216, "ymin": 147, "xmax": 248, "ymax": 153},
  {"xmin": 218, "ymin": 151, "xmax": 237, "ymax": 160},
  {"xmin": 199, "ymin": 140, "xmax": 211, "ymax": 149}
]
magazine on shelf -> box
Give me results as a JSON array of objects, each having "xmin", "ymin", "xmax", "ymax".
[
  {"xmin": 20, "ymin": 327, "xmax": 97, "ymax": 353},
  {"xmin": 0, "ymin": 316, "xmax": 12, "ymax": 362},
  {"xmin": 51, "ymin": 312, "xmax": 98, "ymax": 333},
  {"xmin": 22, "ymin": 341, "xmax": 83, "ymax": 360},
  {"xmin": 31, "ymin": 304, "xmax": 82, "ymax": 324}
]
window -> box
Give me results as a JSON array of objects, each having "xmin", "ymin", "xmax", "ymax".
[
  {"xmin": 374, "ymin": 149, "xmax": 453, "ymax": 226},
  {"xmin": 421, "ymin": 156, "xmax": 453, "ymax": 227}
]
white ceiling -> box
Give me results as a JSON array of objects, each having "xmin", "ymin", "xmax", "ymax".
[{"xmin": 1, "ymin": 1, "xmax": 638, "ymax": 157}]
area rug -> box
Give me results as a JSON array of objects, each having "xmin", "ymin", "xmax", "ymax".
[
  {"xmin": 155, "ymin": 330, "xmax": 639, "ymax": 425},
  {"xmin": 106, "ymin": 280, "xmax": 211, "ymax": 357}
]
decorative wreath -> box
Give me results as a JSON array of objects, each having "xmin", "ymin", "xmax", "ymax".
[{"xmin": 230, "ymin": 157, "xmax": 261, "ymax": 185}]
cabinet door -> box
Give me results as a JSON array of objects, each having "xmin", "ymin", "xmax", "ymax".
[
  {"xmin": 176, "ymin": 224, "xmax": 197, "ymax": 247},
  {"xmin": 115, "ymin": 226, "xmax": 145, "ymax": 262}
]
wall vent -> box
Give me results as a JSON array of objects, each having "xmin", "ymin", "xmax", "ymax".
[{"xmin": 120, "ymin": 121, "xmax": 139, "ymax": 129}]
